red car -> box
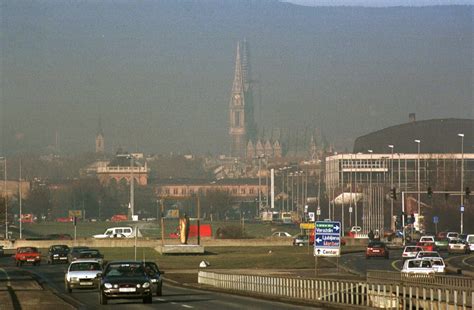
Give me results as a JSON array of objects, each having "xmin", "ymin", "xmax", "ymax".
[
  {"xmin": 15, "ymin": 247, "xmax": 41, "ymax": 266},
  {"xmin": 416, "ymin": 241, "xmax": 436, "ymax": 252},
  {"xmin": 366, "ymin": 241, "xmax": 389, "ymax": 259}
]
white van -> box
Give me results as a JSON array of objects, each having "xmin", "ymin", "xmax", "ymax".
[
  {"xmin": 467, "ymin": 234, "xmax": 474, "ymax": 252},
  {"xmin": 93, "ymin": 227, "xmax": 136, "ymax": 239}
]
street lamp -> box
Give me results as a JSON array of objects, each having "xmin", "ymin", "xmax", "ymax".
[
  {"xmin": 414, "ymin": 139, "xmax": 421, "ymax": 225},
  {"xmin": 388, "ymin": 144, "xmax": 394, "ymax": 231},
  {"xmin": 128, "ymin": 154, "xmax": 135, "ymax": 220},
  {"xmin": 458, "ymin": 133, "xmax": 464, "ymax": 234},
  {"xmin": 0, "ymin": 157, "xmax": 7, "ymax": 240},
  {"xmin": 317, "ymin": 160, "xmax": 322, "ymax": 221},
  {"xmin": 368, "ymin": 150, "xmax": 373, "ymax": 233}
]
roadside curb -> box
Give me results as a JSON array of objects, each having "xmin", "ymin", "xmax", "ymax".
[{"xmin": 23, "ymin": 268, "xmax": 85, "ymax": 309}]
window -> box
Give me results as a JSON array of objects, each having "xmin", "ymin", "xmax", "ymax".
[
  {"xmin": 241, "ymin": 188, "xmax": 246, "ymax": 194},
  {"xmin": 173, "ymin": 188, "xmax": 178, "ymax": 195}
]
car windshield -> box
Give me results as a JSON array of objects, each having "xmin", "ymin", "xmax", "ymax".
[
  {"xmin": 405, "ymin": 247, "xmax": 419, "ymax": 252},
  {"xmin": 432, "ymin": 260, "xmax": 444, "ymax": 266},
  {"xmin": 51, "ymin": 246, "xmax": 68, "ymax": 251},
  {"xmin": 368, "ymin": 243, "xmax": 384, "ymax": 248},
  {"xmin": 18, "ymin": 247, "xmax": 37, "ymax": 253},
  {"xmin": 144, "ymin": 263, "xmax": 159, "ymax": 275},
  {"xmin": 105, "ymin": 263, "xmax": 145, "ymax": 277},
  {"xmin": 79, "ymin": 251, "xmax": 100, "ymax": 258},
  {"xmin": 72, "ymin": 247, "xmax": 89, "ymax": 253},
  {"xmin": 419, "ymin": 252, "xmax": 439, "ymax": 258},
  {"xmin": 70, "ymin": 262, "xmax": 102, "ymax": 271}
]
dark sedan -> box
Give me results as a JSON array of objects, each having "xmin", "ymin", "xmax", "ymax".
[
  {"xmin": 47, "ymin": 245, "xmax": 70, "ymax": 264},
  {"xmin": 99, "ymin": 261, "xmax": 153, "ymax": 305},
  {"xmin": 68, "ymin": 246, "xmax": 90, "ymax": 263},
  {"xmin": 366, "ymin": 241, "xmax": 389, "ymax": 259}
]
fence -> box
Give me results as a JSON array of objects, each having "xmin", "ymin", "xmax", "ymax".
[{"xmin": 198, "ymin": 270, "xmax": 473, "ymax": 309}]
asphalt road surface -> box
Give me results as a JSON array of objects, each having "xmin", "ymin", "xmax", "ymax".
[{"xmin": 0, "ymin": 256, "xmax": 319, "ymax": 309}]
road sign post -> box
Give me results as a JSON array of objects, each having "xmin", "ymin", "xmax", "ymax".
[
  {"xmin": 433, "ymin": 216, "xmax": 439, "ymax": 234},
  {"xmin": 314, "ymin": 221, "xmax": 341, "ymax": 257}
]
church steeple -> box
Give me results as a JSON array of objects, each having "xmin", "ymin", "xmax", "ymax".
[
  {"xmin": 96, "ymin": 116, "xmax": 105, "ymax": 154},
  {"xmin": 229, "ymin": 40, "xmax": 256, "ymax": 158}
]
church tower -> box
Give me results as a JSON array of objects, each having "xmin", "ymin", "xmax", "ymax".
[
  {"xmin": 95, "ymin": 117, "xmax": 105, "ymax": 154},
  {"xmin": 229, "ymin": 40, "xmax": 256, "ymax": 158}
]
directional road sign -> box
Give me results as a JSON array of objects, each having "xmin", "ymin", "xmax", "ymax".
[
  {"xmin": 314, "ymin": 221, "xmax": 341, "ymax": 257},
  {"xmin": 433, "ymin": 216, "xmax": 439, "ymax": 224}
]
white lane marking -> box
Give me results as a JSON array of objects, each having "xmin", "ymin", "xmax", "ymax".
[
  {"xmin": 171, "ymin": 302, "xmax": 178, "ymax": 304},
  {"xmin": 182, "ymin": 305, "xmax": 193, "ymax": 308},
  {"xmin": 155, "ymin": 298, "xmax": 166, "ymax": 301},
  {"xmin": 0, "ymin": 268, "xmax": 11, "ymax": 286},
  {"xmin": 462, "ymin": 255, "xmax": 474, "ymax": 267}
]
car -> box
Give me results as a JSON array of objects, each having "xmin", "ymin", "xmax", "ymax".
[
  {"xmin": 446, "ymin": 232, "xmax": 459, "ymax": 241},
  {"xmin": 76, "ymin": 249, "xmax": 104, "ymax": 264},
  {"xmin": 416, "ymin": 241, "xmax": 436, "ymax": 252},
  {"xmin": 401, "ymin": 259, "xmax": 435, "ymax": 275},
  {"xmin": 402, "ymin": 246, "xmax": 423, "ymax": 260},
  {"xmin": 467, "ymin": 234, "xmax": 474, "ymax": 252},
  {"xmin": 272, "ymin": 231, "xmax": 292, "ymax": 237},
  {"xmin": 47, "ymin": 245, "xmax": 70, "ymax": 264},
  {"xmin": 68, "ymin": 246, "xmax": 90, "ymax": 263},
  {"xmin": 65, "ymin": 260, "xmax": 102, "ymax": 293},
  {"xmin": 448, "ymin": 239, "xmax": 469, "ymax": 254},
  {"xmin": 416, "ymin": 251, "xmax": 441, "ymax": 259},
  {"xmin": 422, "ymin": 257, "xmax": 445, "ymax": 274},
  {"xmin": 93, "ymin": 227, "xmax": 134, "ymax": 239},
  {"xmin": 350, "ymin": 226, "xmax": 362, "ymax": 233},
  {"xmin": 15, "ymin": 247, "xmax": 41, "ymax": 266},
  {"xmin": 292, "ymin": 234, "xmax": 310, "ymax": 246},
  {"xmin": 144, "ymin": 261, "xmax": 164, "ymax": 296},
  {"xmin": 99, "ymin": 261, "xmax": 153, "ymax": 305},
  {"xmin": 459, "ymin": 234, "xmax": 468, "ymax": 243},
  {"xmin": 46, "ymin": 233, "xmax": 73, "ymax": 240},
  {"xmin": 366, "ymin": 241, "xmax": 389, "ymax": 259},
  {"xmin": 434, "ymin": 238, "xmax": 449, "ymax": 251},
  {"xmin": 419, "ymin": 236, "xmax": 435, "ymax": 243}
]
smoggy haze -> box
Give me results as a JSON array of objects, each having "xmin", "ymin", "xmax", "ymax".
[{"xmin": 1, "ymin": 0, "xmax": 472, "ymax": 155}]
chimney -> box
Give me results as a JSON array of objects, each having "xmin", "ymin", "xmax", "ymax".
[{"xmin": 409, "ymin": 113, "xmax": 416, "ymax": 123}]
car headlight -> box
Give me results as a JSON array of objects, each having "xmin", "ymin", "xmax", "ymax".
[
  {"xmin": 151, "ymin": 279, "xmax": 157, "ymax": 283},
  {"xmin": 136, "ymin": 284, "xmax": 141, "ymax": 288},
  {"xmin": 142, "ymin": 282, "xmax": 150, "ymax": 288},
  {"xmin": 53, "ymin": 254, "xmax": 59, "ymax": 257},
  {"xmin": 104, "ymin": 283, "xmax": 113, "ymax": 289},
  {"xmin": 113, "ymin": 284, "xmax": 118, "ymax": 288},
  {"xmin": 71, "ymin": 277, "xmax": 79, "ymax": 282},
  {"xmin": 36, "ymin": 256, "xmax": 40, "ymax": 259}
]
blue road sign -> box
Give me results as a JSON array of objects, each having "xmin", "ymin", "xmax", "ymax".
[
  {"xmin": 315, "ymin": 221, "xmax": 341, "ymax": 257},
  {"xmin": 433, "ymin": 216, "xmax": 439, "ymax": 224}
]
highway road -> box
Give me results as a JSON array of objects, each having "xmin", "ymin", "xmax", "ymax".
[{"xmin": 0, "ymin": 256, "xmax": 319, "ymax": 309}]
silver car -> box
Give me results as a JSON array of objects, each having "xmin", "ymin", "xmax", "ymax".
[{"xmin": 65, "ymin": 260, "xmax": 102, "ymax": 293}]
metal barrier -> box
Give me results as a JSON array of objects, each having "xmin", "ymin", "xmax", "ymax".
[
  {"xmin": 198, "ymin": 270, "xmax": 473, "ymax": 309},
  {"xmin": 367, "ymin": 270, "xmax": 474, "ymax": 290}
]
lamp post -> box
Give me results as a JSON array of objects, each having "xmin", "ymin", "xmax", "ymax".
[
  {"xmin": 256, "ymin": 154, "xmax": 265, "ymax": 216},
  {"xmin": 19, "ymin": 160, "xmax": 22, "ymax": 239},
  {"xmin": 388, "ymin": 144, "xmax": 394, "ymax": 231},
  {"xmin": 318, "ymin": 160, "xmax": 322, "ymax": 221},
  {"xmin": 368, "ymin": 150, "xmax": 373, "ymax": 233},
  {"xmin": 414, "ymin": 140, "xmax": 421, "ymax": 225},
  {"xmin": 129, "ymin": 155, "xmax": 135, "ymax": 220},
  {"xmin": 458, "ymin": 133, "xmax": 464, "ymax": 234},
  {"xmin": 1, "ymin": 157, "xmax": 7, "ymax": 240}
]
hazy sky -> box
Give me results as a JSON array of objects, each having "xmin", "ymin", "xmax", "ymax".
[
  {"xmin": 1, "ymin": 0, "xmax": 472, "ymax": 155},
  {"xmin": 283, "ymin": 0, "xmax": 474, "ymax": 6}
]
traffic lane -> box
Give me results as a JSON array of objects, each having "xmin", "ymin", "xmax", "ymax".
[
  {"xmin": 23, "ymin": 259, "xmax": 318, "ymax": 309},
  {"xmin": 0, "ymin": 263, "xmax": 74, "ymax": 310},
  {"xmin": 339, "ymin": 249, "xmax": 404, "ymax": 275},
  {"xmin": 444, "ymin": 253, "xmax": 474, "ymax": 272}
]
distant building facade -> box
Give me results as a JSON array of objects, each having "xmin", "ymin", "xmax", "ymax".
[{"xmin": 97, "ymin": 153, "xmax": 149, "ymax": 186}]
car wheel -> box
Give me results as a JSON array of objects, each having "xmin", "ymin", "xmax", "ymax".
[
  {"xmin": 157, "ymin": 285, "xmax": 162, "ymax": 296},
  {"xmin": 143, "ymin": 294, "xmax": 153, "ymax": 304},
  {"xmin": 65, "ymin": 282, "xmax": 72, "ymax": 293},
  {"xmin": 100, "ymin": 292, "xmax": 108, "ymax": 305}
]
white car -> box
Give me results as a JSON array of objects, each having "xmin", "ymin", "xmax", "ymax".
[
  {"xmin": 446, "ymin": 232, "xmax": 459, "ymax": 241},
  {"xmin": 416, "ymin": 251, "xmax": 440, "ymax": 259},
  {"xmin": 350, "ymin": 226, "xmax": 362, "ymax": 233},
  {"xmin": 65, "ymin": 260, "xmax": 102, "ymax": 293},
  {"xmin": 93, "ymin": 227, "xmax": 134, "ymax": 239},
  {"xmin": 401, "ymin": 259, "xmax": 435, "ymax": 275},
  {"xmin": 423, "ymin": 257, "xmax": 445, "ymax": 274},
  {"xmin": 419, "ymin": 236, "xmax": 435, "ymax": 243},
  {"xmin": 272, "ymin": 231, "xmax": 292, "ymax": 237},
  {"xmin": 402, "ymin": 246, "xmax": 423, "ymax": 260}
]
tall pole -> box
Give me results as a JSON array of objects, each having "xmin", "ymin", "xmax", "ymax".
[
  {"xmin": 318, "ymin": 160, "xmax": 321, "ymax": 220},
  {"xmin": 368, "ymin": 150, "xmax": 373, "ymax": 233},
  {"xmin": 3, "ymin": 158, "xmax": 7, "ymax": 240},
  {"xmin": 341, "ymin": 153, "xmax": 344, "ymax": 231},
  {"xmin": 415, "ymin": 140, "xmax": 421, "ymax": 228},
  {"xmin": 388, "ymin": 145, "xmax": 394, "ymax": 231},
  {"xmin": 19, "ymin": 160, "xmax": 22, "ymax": 239},
  {"xmin": 458, "ymin": 133, "xmax": 464, "ymax": 234},
  {"xmin": 130, "ymin": 155, "xmax": 135, "ymax": 220},
  {"xmin": 258, "ymin": 155, "xmax": 262, "ymax": 216}
]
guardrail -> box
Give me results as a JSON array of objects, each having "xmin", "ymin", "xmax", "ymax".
[
  {"xmin": 198, "ymin": 270, "xmax": 473, "ymax": 309},
  {"xmin": 367, "ymin": 270, "xmax": 474, "ymax": 290}
]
